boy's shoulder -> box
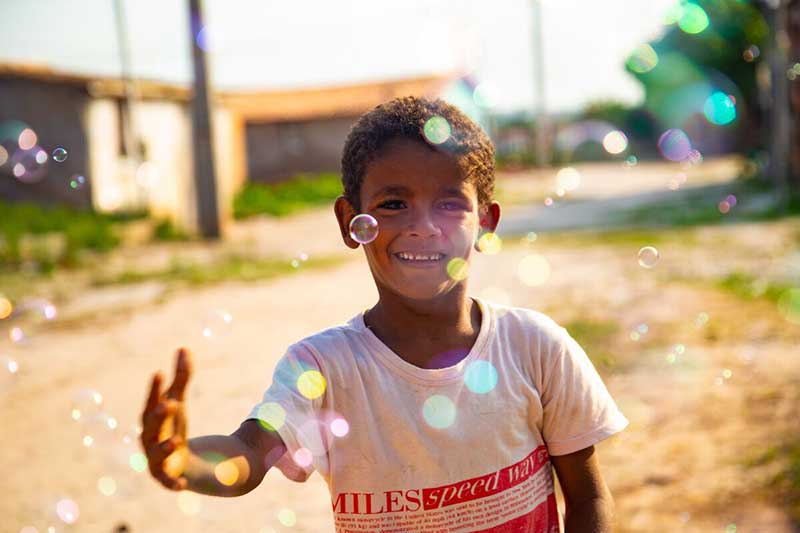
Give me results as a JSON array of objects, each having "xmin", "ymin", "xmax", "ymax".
[
  {"xmin": 284, "ymin": 314, "xmax": 366, "ymax": 360},
  {"xmin": 482, "ymin": 298, "xmax": 566, "ymax": 342}
]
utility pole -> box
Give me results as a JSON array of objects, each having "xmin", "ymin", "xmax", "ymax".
[
  {"xmin": 531, "ymin": 0, "xmax": 549, "ymax": 167},
  {"xmin": 188, "ymin": 0, "xmax": 220, "ymax": 238},
  {"xmin": 112, "ymin": 0, "xmax": 143, "ymax": 206},
  {"xmin": 765, "ymin": 0, "xmax": 792, "ymax": 208}
]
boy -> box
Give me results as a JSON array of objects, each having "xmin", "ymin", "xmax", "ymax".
[{"xmin": 141, "ymin": 96, "xmax": 628, "ymax": 532}]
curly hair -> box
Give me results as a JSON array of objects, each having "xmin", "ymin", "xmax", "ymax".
[{"xmin": 340, "ymin": 96, "xmax": 495, "ymax": 212}]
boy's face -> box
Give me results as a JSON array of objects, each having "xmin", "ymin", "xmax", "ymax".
[{"xmin": 335, "ymin": 138, "xmax": 500, "ymax": 302}]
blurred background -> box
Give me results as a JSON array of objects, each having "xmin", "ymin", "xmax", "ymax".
[{"xmin": 1, "ymin": 1, "xmax": 799, "ymax": 532}]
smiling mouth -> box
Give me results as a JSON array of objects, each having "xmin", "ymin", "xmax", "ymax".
[{"xmin": 394, "ymin": 252, "xmax": 446, "ymax": 263}]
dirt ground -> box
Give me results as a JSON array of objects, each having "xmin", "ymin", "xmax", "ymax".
[{"xmin": 2, "ymin": 159, "xmax": 799, "ymax": 533}]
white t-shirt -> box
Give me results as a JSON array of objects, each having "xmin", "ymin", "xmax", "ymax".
[{"xmin": 247, "ymin": 297, "xmax": 628, "ymax": 533}]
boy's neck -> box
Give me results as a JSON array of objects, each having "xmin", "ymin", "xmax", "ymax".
[{"xmin": 364, "ymin": 289, "xmax": 481, "ymax": 369}]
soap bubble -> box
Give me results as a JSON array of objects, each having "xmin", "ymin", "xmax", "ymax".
[
  {"xmin": 97, "ymin": 476, "xmax": 117, "ymax": 496},
  {"xmin": 556, "ymin": 167, "xmax": 581, "ymax": 191},
  {"xmin": 446, "ymin": 257, "xmax": 469, "ymax": 281},
  {"xmin": 11, "ymin": 146, "xmax": 47, "ymax": 183},
  {"xmin": 464, "ymin": 360, "xmax": 498, "ymax": 394},
  {"xmin": 476, "ymin": 232, "xmax": 502, "ymax": 254},
  {"xmin": 56, "ymin": 499, "xmax": 79, "ymax": 524},
  {"xmin": 602, "ymin": 131, "xmax": 629, "ymax": 154},
  {"xmin": 330, "ymin": 417, "xmax": 349, "ymax": 437},
  {"xmin": 518, "ymin": 254, "xmax": 551, "ymax": 286},
  {"xmin": 177, "ymin": 492, "xmax": 202, "ymax": 515},
  {"xmin": 18, "ymin": 128, "xmax": 37, "ymax": 150},
  {"xmin": 71, "ymin": 388, "xmax": 104, "ymax": 422},
  {"xmin": 256, "ymin": 402, "xmax": 286, "ymax": 431},
  {"xmin": 201, "ymin": 309, "xmax": 233, "ymax": 339},
  {"xmin": 423, "ymin": 116, "xmax": 451, "ymax": 145},
  {"xmin": 1, "ymin": 355, "xmax": 19, "ymax": 392},
  {"xmin": 658, "ymin": 129, "xmax": 692, "ymax": 162},
  {"xmin": 422, "ymin": 395, "xmax": 456, "ymax": 429},
  {"xmin": 626, "ymin": 44, "xmax": 659, "ymax": 73},
  {"xmin": 52, "ymin": 147, "xmax": 68, "ymax": 162},
  {"xmin": 296, "ymin": 370, "xmax": 326, "ymax": 399},
  {"xmin": 293, "ymin": 448, "xmax": 313, "ymax": 468},
  {"xmin": 69, "ymin": 175, "xmax": 86, "ymax": 190},
  {"xmin": 277, "ymin": 509, "xmax": 296, "ymax": 527},
  {"xmin": 703, "ymin": 92, "xmax": 736, "ymax": 125},
  {"xmin": 637, "ymin": 246, "xmax": 660, "ymax": 268},
  {"xmin": 349, "ymin": 214, "xmax": 379, "ymax": 244}
]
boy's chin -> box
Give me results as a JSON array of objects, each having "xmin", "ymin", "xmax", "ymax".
[{"xmin": 391, "ymin": 282, "xmax": 464, "ymax": 302}]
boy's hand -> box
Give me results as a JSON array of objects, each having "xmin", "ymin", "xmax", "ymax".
[{"xmin": 140, "ymin": 348, "xmax": 192, "ymax": 491}]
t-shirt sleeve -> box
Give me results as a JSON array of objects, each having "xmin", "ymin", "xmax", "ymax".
[
  {"xmin": 245, "ymin": 342, "xmax": 329, "ymax": 482},
  {"xmin": 540, "ymin": 328, "xmax": 629, "ymax": 456}
]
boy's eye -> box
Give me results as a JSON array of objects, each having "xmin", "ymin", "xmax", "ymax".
[
  {"xmin": 378, "ymin": 200, "xmax": 405, "ymax": 209},
  {"xmin": 439, "ymin": 201, "xmax": 467, "ymax": 211}
]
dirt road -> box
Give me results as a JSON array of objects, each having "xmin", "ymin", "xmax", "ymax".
[{"xmin": 2, "ymin": 160, "xmax": 798, "ymax": 532}]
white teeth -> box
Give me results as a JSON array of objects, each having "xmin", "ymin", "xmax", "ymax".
[{"xmin": 397, "ymin": 253, "xmax": 442, "ymax": 261}]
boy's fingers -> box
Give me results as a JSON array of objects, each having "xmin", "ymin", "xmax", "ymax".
[
  {"xmin": 153, "ymin": 470, "xmax": 184, "ymax": 491},
  {"xmin": 166, "ymin": 348, "xmax": 192, "ymax": 401},
  {"xmin": 144, "ymin": 373, "xmax": 162, "ymax": 414},
  {"xmin": 146, "ymin": 437, "xmax": 182, "ymax": 464},
  {"xmin": 140, "ymin": 400, "xmax": 177, "ymax": 445}
]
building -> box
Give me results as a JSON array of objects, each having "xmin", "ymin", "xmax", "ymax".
[{"xmin": 0, "ymin": 62, "xmax": 490, "ymax": 234}]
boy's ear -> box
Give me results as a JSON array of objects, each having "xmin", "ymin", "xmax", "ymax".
[
  {"xmin": 334, "ymin": 196, "xmax": 361, "ymax": 249},
  {"xmin": 479, "ymin": 201, "xmax": 501, "ymax": 233}
]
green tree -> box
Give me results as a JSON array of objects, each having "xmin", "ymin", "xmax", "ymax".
[{"xmin": 626, "ymin": 0, "xmax": 770, "ymax": 153}]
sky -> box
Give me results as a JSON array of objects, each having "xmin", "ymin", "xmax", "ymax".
[{"xmin": 0, "ymin": 0, "xmax": 677, "ymax": 113}]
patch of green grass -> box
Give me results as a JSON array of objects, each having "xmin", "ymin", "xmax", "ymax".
[
  {"xmin": 562, "ymin": 319, "xmax": 621, "ymax": 372},
  {"xmin": 0, "ymin": 200, "xmax": 145, "ymax": 268},
  {"xmin": 233, "ymin": 172, "xmax": 342, "ymax": 219},
  {"xmin": 92, "ymin": 254, "xmax": 347, "ymax": 287},
  {"xmin": 503, "ymin": 226, "xmax": 701, "ymax": 252},
  {"xmin": 715, "ymin": 272, "xmax": 794, "ymax": 303},
  {"xmin": 741, "ymin": 440, "xmax": 800, "ymax": 525},
  {"xmin": 152, "ymin": 219, "xmax": 190, "ymax": 242},
  {"xmin": 612, "ymin": 178, "xmax": 800, "ymax": 228}
]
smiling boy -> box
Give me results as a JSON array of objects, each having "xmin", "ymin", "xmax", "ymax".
[{"xmin": 141, "ymin": 96, "xmax": 629, "ymax": 532}]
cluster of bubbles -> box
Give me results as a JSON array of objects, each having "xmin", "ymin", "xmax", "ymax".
[
  {"xmin": 714, "ymin": 368, "xmax": 733, "ymax": 386},
  {"xmin": 290, "ymin": 252, "xmax": 309, "ymax": 269},
  {"xmin": 421, "ymin": 359, "xmax": 500, "ymax": 429},
  {"xmin": 718, "ymin": 194, "xmax": 737, "ymax": 214},
  {"xmin": 629, "ymin": 323, "xmax": 649, "ymax": 342},
  {"xmin": 1, "ymin": 296, "xmax": 60, "ymax": 392},
  {"xmin": 664, "ymin": 1, "xmax": 709, "ymax": 34},
  {"xmin": 555, "ymin": 121, "xmax": 629, "ymax": 162},
  {"xmin": 667, "ymin": 172, "xmax": 688, "ymax": 191},
  {"xmin": 16, "ymin": 386, "xmax": 151, "ymax": 530},
  {"xmin": 201, "ymin": 309, "xmax": 233, "ymax": 339},
  {"xmin": 349, "ymin": 214, "xmax": 379, "ymax": 245},
  {"xmin": 665, "ymin": 343, "xmax": 686, "ymax": 365},
  {"xmin": 0, "ymin": 121, "xmax": 75, "ymax": 189}
]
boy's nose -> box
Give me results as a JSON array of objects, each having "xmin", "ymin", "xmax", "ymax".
[{"xmin": 406, "ymin": 209, "xmax": 442, "ymax": 238}]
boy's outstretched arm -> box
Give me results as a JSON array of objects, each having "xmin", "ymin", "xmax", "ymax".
[
  {"xmin": 140, "ymin": 348, "xmax": 286, "ymax": 497},
  {"xmin": 551, "ymin": 445, "xmax": 616, "ymax": 532}
]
